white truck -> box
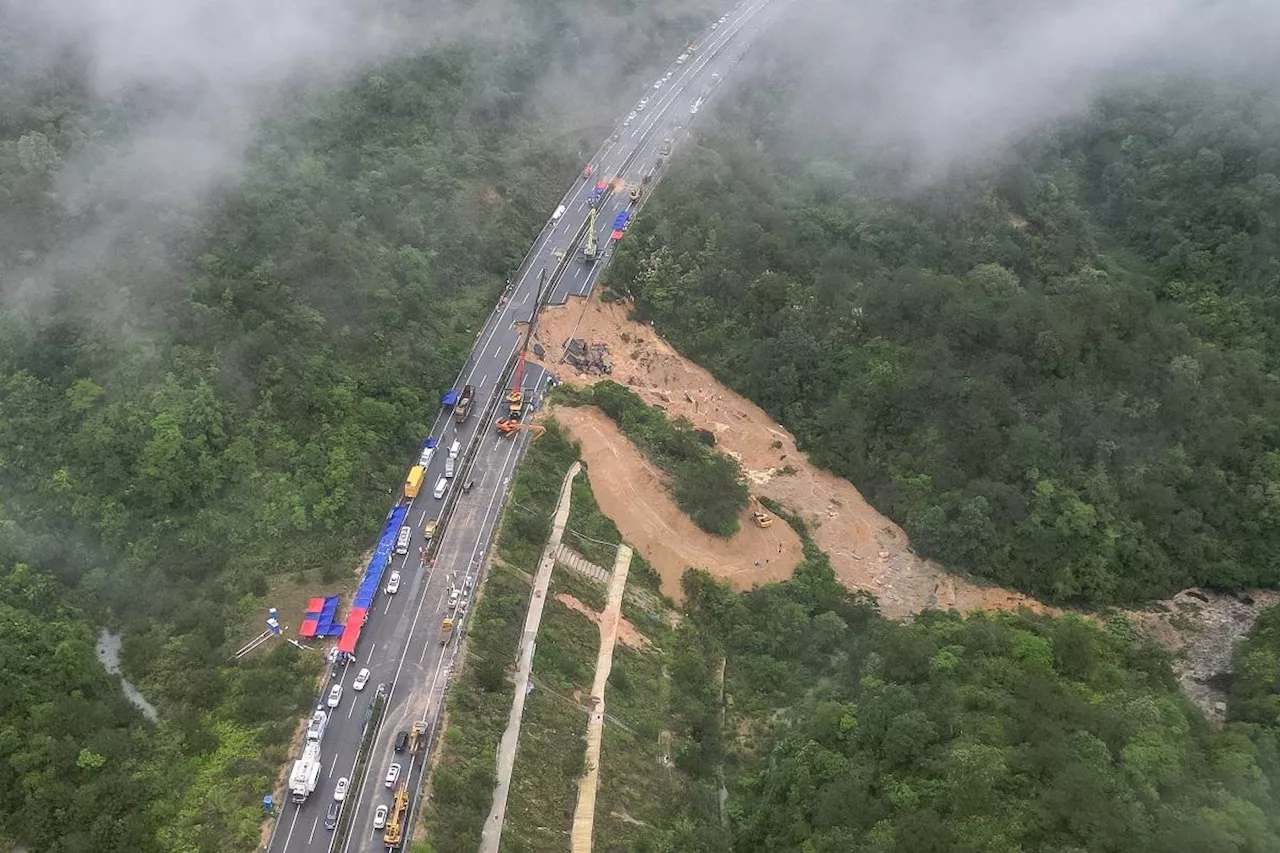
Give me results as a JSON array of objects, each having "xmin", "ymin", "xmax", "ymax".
[
  {"xmin": 305, "ymin": 708, "xmax": 328, "ymax": 743},
  {"xmin": 289, "ymin": 742, "xmax": 322, "ymax": 803}
]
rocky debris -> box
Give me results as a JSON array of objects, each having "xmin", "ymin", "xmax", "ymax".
[
  {"xmin": 564, "ymin": 338, "xmax": 613, "ymax": 374},
  {"xmin": 1134, "ymin": 588, "xmax": 1280, "ymax": 724}
]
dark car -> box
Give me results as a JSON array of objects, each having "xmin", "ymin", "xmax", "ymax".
[
  {"xmin": 325, "ymin": 802, "xmax": 340, "ymax": 830},
  {"xmin": 394, "ymin": 730, "xmax": 409, "ymax": 753}
]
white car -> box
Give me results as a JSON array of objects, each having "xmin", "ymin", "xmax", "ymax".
[
  {"xmin": 448, "ymin": 589, "xmax": 461, "ymax": 610},
  {"xmin": 334, "ymin": 777, "xmax": 349, "ymax": 801},
  {"xmin": 663, "ymin": 71, "xmax": 672, "ymax": 81},
  {"xmin": 327, "ymin": 684, "xmax": 342, "ymax": 708},
  {"xmin": 373, "ymin": 805, "xmax": 389, "ymax": 829},
  {"xmin": 712, "ymin": 21, "xmax": 719, "ymax": 28},
  {"xmin": 653, "ymin": 79, "xmax": 664, "ymax": 89},
  {"xmin": 353, "ymin": 667, "xmax": 370, "ymax": 691},
  {"xmin": 385, "ymin": 763, "xmax": 401, "ymax": 788},
  {"xmin": 622, "ymin": 116, "xmax": 632, "ymax": 127},
  {"xmin": 637, "ymin": 97, "xmax": 649, "ymax": 111},
  {"xmin": 386, "ymin": 571, "xmax": 401, "ymax": 595}
]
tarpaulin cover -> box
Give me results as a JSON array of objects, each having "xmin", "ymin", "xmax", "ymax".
[
  {"xmin": 299, "ymin": 618, "xmax": 319, "ymax": 638},
  {"xmin": 336, "ymin": 608, "xmax": 366, "ymax": 655},
  {"xmin": 334, "ymin": 504, "xmax": 407, "ymax": 655},
  {"xmin": 442, "ymin": 389, "xmax": 460, "ymax": 406},
  {"xmin": 612, "ymin": 210, "xmax": 631, "ymax": 229}
]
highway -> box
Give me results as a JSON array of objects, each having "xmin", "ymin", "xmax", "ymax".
[{"xmin": 263, "ymin": 2, "xmax": 782, "ymax": 852}]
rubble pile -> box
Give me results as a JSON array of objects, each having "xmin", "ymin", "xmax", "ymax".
[{"xmin": 563, "ymin": 338, "xmax": 613, "ymax": 374}]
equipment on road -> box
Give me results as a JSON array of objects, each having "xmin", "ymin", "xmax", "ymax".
[
  {"xmin": 382, "ymin": 784, "xmax": 410, "ymax": 848},
  {"xmin": 751, "ymin": 495, "xmax": 774, "ymax": 529},
  {"xmin": 496, "ymin": 421, "xmax": 547, "ymax": 438},
  {"xmin": 404, "ymin": 465, "xmax": 425, "ymax": 499},
  {"xmin": 440, "ymin": 615, "xmax": 455, "ymax": 644},
  {"xmin": 288, "ymin": 742, "xmax": 322, "ymax": 803},
  {"xmin": 496, "ymin": 270, "xmax": 547, "ymax": 434},
  {"xmin": 629, "ymin": 186, "xmax": 641, "ymax": 204},
  {"xmin": 582, "ymin": 206, "xmax": 599, "ymax": 262},
  {"xmin": 453, "ymin": 384, "xmax": 475, "ymax": 424},
  {"xmin": 410, "ymin": 721, "xmax": 428, "ymax": 753}
]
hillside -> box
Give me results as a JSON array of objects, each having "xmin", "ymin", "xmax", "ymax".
[{"xmin": 608, "ymin": 44, "xmax": 1280, "ymax": 606}]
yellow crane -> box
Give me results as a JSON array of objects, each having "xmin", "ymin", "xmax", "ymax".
[
  {"xmin": 750, "ymin": 495, "xmax": 773, "ymax": 529},
  {"xmin": 383, "ymin": 784, "xmax": 410, "ymax": 847}
]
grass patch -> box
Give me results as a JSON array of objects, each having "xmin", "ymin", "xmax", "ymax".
[
  {"xmin": 551, "ymin": 564, "xmax": 608, "ymax": 613},
  {"xmin": 495, "ymin": 420, "xmax": 580, "ymax": 569},
  {"xmin": 503, "ymin": 598, "xmax": 599, "ymax": 850},
  {"xmin": 552, "ymin": 381, "xmax": 749, "ymax": 537},
  {"xmin": 565, "ymin": 465, "xmax": 625, "ymax": 568}
]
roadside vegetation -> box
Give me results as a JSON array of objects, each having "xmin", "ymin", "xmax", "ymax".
[
  {"xmin": 555, "ymin": 382, "xmax": 750, "ymax": 537},
  {"xmin": 0, "ymin": 0, "xmax": 725, "ymax": 847},
  {"xmin": 608, "ymin": 31, "xmax": 1280, "ymax": 606}
]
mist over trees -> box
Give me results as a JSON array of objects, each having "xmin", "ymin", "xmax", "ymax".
[
  {"xmin": 0, "ymin": 0, "xmax": 721, "ymax": 848},
  {"xmin": 610, "ymin": 34, "xmax": 1280, "ymax": 605}
]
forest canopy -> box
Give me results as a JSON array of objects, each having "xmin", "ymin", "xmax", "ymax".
[{"xmin": 609, "ymin": 55, "xmax": 1280, "ymax": 605}]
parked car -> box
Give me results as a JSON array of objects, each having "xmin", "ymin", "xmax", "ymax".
[
  {"xmin": 334, "ymin": 777, "xmax": 349, "ymax": 801},
  {"xmin": 326, "ymin": 684, "xmax": 342, "ymax": 708},
  {"xmin": 373, "ymin": 805, "xmax": 389, "ymax": 829},
  {"xmin": 395, "ymin": 730, "xmax": 409, "ymax": 753},
  {"xmin": 386, "ymin": 571, "xmax": 401, "ymax": 595},
  {"xmin": 353, "ymin": 667, "xmax": 370, "ymax": 691},
  {"xmin": 325, "ymin": 802, "xmax": 340, "ymax": 830},
  {"xmin": 384, "ymin": 763, "xmax": 401, "ymax": 788}
]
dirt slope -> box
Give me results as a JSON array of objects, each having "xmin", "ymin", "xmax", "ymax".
[{"xmin": 532, "ymin": 293, "xmax": 1054, "ymax": 619}]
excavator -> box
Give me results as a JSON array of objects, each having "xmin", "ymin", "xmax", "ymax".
[
  {"xmin": 750, "ymin": 495, "xmax": 774, "ymax": 529},
  {"xmin": 497, "ymin": 270, "xmax": 547, "ymax": 436}
]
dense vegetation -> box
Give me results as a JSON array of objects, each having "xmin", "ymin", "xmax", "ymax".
[
  {"xmin": 556, "ymin": 381, "xmax": 749, "ymax": 536},
  {"xmin": 643, "ymin": 556, "xmax": 1280, "ymax": 853},
  {"xmin": 0, "ymin": 0, "xmax": 721, "ymax": 847},
  {"xmin": 609, "ymin": 52, "xmax": 1280, "ymax": 604}
]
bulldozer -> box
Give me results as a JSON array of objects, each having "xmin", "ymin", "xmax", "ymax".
[
  {"xmin": 629, "ymin": 186, "xmax": 641, "ymax": 204},
  {"xmin": 750, "ymin": 495, "xmax": 773, "ymax": 529}
]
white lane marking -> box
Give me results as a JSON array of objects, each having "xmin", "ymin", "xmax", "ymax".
[
  {"xmin": 307, "ymin": 817, "xmax": 319, "ymax": 844},
  {"xmin": 274, "ymin": 806, "xmax": 300, "ymax": 853},
  {"xmin": 492, "ymin": 343, "xmax": 502, "ymax": 357},
  {"xmin": 418, "ymin": 510, "xmax": 427, "ymax": 526},
  {"xmin": 328, "ymin": 755, "xmax": 339, "ymax": 778},
  {"xmin": 479, "ymin": 374, "xmax": 488, "ymax": 388}
]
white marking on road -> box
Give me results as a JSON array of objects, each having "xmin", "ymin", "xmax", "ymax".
[
  {"xmin": 399, "ymin": 552, "xmax": 410, "ymax": 569},
  {"xmin": 479, "ymin": 374, "xmax": 488, "ymax": 388},
  {"xmin": 307, "ymin": 817, "xmax": 319, "ymax": 844},
  {"xmin": 277, "ymin": 809, "xmax": 300, "ymax": 852},
  {"xmin": 492, "ymin": 343, "xmax": 502, "ymax": 357},
  {"xmin": 329, "ymin": 755, "xmax": 339, "ymax": 777},
  {"xmin": 419, "ymin": 510, "xmax": 427, "ymax": 526}
]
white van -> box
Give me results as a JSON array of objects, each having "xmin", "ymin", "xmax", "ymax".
[
  {"xmin": 444, "ymin": 456, "xmax": 455, "ymax": 479},
  {"xmin": 418, "ymin": 446, "xmax": 434, "ymax": 468},
  {"xmin": 433, "ymin": 477, "xmax": 448, "ymax": 499},
  {"xmin": 676, "ymin": 52, "xmax": 689, "ymax": 65},
  {"xmin": 552, "ymin": 204, "xmax": 566, "ymax": 222},
  {"xmin": 395, "ymin": 526, "xmax": 412, "ymax": 555},
  {"xmin": 449, "ymin": 440, "xmax": 461, "ymax": 459}
]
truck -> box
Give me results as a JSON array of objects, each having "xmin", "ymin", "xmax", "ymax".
[
  {"xmin": 383, "ymin": 784, "xmax": 410, "ymax": 847},
  {"xmin": 288, "ymin": 742, "xmax": 322, "ymax": 803},
  {"xmin": 404, "ymin": 465, "xmax": 425, "ymax": 499},
  {"xmin": 305, "ymin": 708, "xmax": 328, "ymax": 743},
  {"xmin": 440, "ymin": 615, "xmax": 455, "ymax": 645},
  {"xmin": 453, "ymin": 384, "xmax": 475, "ymax": 424},
  {"xmin": 444, "ymin": 456, "xmax": 455, "ymax": 479},
  {"xmin": 409, "ymin": 721, "xmax": 428, "ymax": 753}
]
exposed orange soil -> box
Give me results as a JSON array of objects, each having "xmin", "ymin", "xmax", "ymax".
[
  {"xmin": 533, "ymin": 293, "xmax": 1055, "ymax": 619},
  {"xmin": 555, "ymin": 592, "xmax": 652, "ymax": 651}
]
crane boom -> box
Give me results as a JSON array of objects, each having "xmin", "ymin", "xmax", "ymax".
[{"xmin": 499, "ymin": 268, "xmax": 547, "ymax": 429}]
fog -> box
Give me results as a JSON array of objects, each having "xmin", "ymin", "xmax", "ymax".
[
  {"xmin": 0, "ymin": 0, "xmax": 527, "ymax": 309},
  {"xmin": 774, "ymin": 0, "xmax": 1280, "ymax": 187}
]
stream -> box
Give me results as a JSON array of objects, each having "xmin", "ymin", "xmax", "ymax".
[{"xmin": 95, "ymin": 629, "xmax": 159, "ymax": 723}]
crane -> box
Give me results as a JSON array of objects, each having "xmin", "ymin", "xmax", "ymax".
[
  {"xmin": 496, "ymin": 269, "xmax": 546, "ymax": 434},
  {"xmin": 496, "ymin": 421, "xmax": 547, "ymax": 438},
  {"xmin": 582, "ymin": 206, "xmax": 598, "ymax": 263}
]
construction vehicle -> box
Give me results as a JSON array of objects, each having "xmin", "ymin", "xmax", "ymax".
[
  {"xmin": 382, "ymin": 784, "xmax": 410, "ymax": 848},
  {"xmin": 409, "ymin": 721, "xmax": 428, "ymax": 753},
  {"xmin": 496, "ymin": 270, "xmax": 546, "ymax": 435},
  {"xmin": 288, "ymin": 742, "xmax": 322, "ymax": 803},
  {"xmin": 497, "ymin": 421, "xmax": 546, "ymax": 438},
  {"xmin": 581, "ymin": 206, "xmax": 599, "ymax": 262},
  {"xmin": 629, "ymin": 186, "xmax": 641, "ymax": 204},
  {"xmin": 440, "ymin": 615, "xmax": 454, "ymax": 644},
  {"xmin": 453, "ymin": 384, "xmax": 475, "ymax": 424},
  {"xmin": 750, "ymin": 495, "xmax": 774, "ymax": 528},
  {"xmin": 404, "ymin": 465, "xmax": 425, "ymax": 499}
]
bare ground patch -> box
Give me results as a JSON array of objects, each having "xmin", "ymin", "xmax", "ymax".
[{"xmin": 555, "ymin": 592, "xmax": 652, "ymax": 651}]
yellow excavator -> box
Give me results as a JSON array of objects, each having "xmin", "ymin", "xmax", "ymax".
[
  {"xmin": 750, "ymin": 495, "xmax": 773, "ymax": 529},
  {"xmin": 496, "ymin": 421, "xmax": 547, "ymax": 439}
]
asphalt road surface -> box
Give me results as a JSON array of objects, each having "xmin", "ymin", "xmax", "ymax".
[{"xmin": 264, "ymin": 3, "xmax": 782, "ymax": 851}]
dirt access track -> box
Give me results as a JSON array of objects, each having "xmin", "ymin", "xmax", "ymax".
[{"xmin": 531, "ymin": 293, "xmax": 1053, "ymax": 619}]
